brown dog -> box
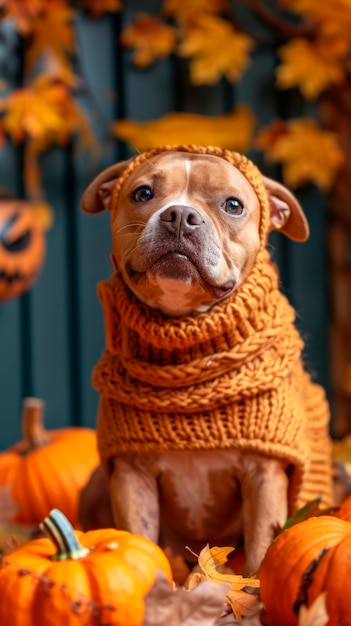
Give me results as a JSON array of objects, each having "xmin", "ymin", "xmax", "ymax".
[{"xmin": 80, "ymin": 146, "xmax": 333, "ymax": 579}]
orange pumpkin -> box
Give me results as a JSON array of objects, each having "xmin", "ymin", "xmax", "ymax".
[
  {"xmin": 0, "ymin": 508, "xmax": 173, "ymax": 626},
  {"xmin": 0, "ymin": 199, "xmax": 46, "ymax": 300},
  {"xmin": 0, "ymin": 398, "xmax": 99, "ymax": 526},
  {"xmin": 259, "ymin": 515, "xmax": 351, "ymax": 626}
]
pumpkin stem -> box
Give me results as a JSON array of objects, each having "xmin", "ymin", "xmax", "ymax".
[
  {"xmin": 21, "ymin": 397, "xmax": 49, "ymax": 449},
  {"xmin": 40, "ymin": 509, "xmax": 90, "ymax": 561}
]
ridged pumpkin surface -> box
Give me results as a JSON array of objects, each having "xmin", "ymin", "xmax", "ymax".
[
  {"xmin": 0, "ymin": 425, "xmax": 99, "ymax": 526},
  {"xmin": 259, "ymin": 515, "xmax": 351, "ymax": 626},
  {"xmin": 0, "ymin": 525, "xmax": 173, "ymax": 626}
]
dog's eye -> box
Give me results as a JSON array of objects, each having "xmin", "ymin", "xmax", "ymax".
[
  {"xmin": 224, "ymin": 198, "xmax": 245, "ymax": 216},
  {"xmin": 132, "ymin": 187, "xmax": 153, "ymax": 202}
]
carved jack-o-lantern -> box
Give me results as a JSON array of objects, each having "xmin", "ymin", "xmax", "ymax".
[{"xmin": 0, "ymin": 200, "xmax": 46, "ymax": 300}]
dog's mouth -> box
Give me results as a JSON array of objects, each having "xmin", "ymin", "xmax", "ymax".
[{"xmin": 126, "ymin": 250, "xmax": 235, "ymax": 300}]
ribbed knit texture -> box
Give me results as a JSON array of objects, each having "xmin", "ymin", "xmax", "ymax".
[{"xmin": 94, "ymin": 145, "xmax": 334, "ymax": 514}]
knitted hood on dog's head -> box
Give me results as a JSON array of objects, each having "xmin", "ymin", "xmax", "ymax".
[{"xmin": 94, "ymin": 145, "xmax": 333, "ymax": 514}]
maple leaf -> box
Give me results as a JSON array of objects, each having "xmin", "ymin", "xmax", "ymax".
[
  {"xmin": 113, "ymin": 105, "xmax": 254, "ymax": 153},
  {"xmin": 276, "ymin": 37, "xmax": 348, "ymax": 99},
  {"xmin": 25, "ymin": 6, "xmax": 76, "ymax": 73},
  {"xmin": 298, "ymin": 593, "xmax": 329, "ymax": 626},
  {"xmin": 121, "ymin": 14, "xmax": 177, "ymax": 67},
  {"xmin": 255, "ymin": 117, "xmax": 344, "ymax": 190},
  {"xmin": 79, "ymin": 0, "xmax": 122, "ymax": 18},
  {"xmin": 163, "ymin": 0, "xmax": 228, "ymax": 23},
  {"xmin": 0, "ymin": 0, "xmax": 42, "ymax": 34},
  {"xmin": 142, "ymin": 571, "xmax": 228, "ymax": 626},
  {"xmin": 178, "ymin": 14, "xmax": 254, "ymax": 84},
  {"xmin": 281, "ymin": 0, "xmax": 351, "ymax": 37}
]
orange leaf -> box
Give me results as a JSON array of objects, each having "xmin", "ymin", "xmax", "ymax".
[
  {"xmin": 0, "ymin": 0, "xmax": 42, "ymax": 34},
  {"xmin": 121, "ymin": 14, "xmax": 177, "ymax": 67},
  {"xmin": 113, "ymin": 105, "xmax": 254, "ymax": 153},
  {"xmin": 179, "ymin": 14, "xmax": 254, "ymax": 84},
  {"xmin": 79, "ymin": 0, "xmax": 122, "ymax": 17},
  {"xmin": 276, "ymin": 37, "xmax": 348, "ymax": 99},
  {"xmin": 25, "ymin": 6, "xmax": 76, "ymax": 73},
  {"xmin": 163, "ymin": 0, "xmax": 228, "ymax": 23},
  {"xmin": 226, "ymin": 586, "xmax": 261, "ymax": 621},
  {"xmin": 256, "ymin": 117, "xmax": 344, "ymax": 190}
]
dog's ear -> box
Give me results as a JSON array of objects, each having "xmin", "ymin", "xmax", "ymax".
[
  {"xmin": 263, "ymin": 176, "xmax": 309, "ymax": 242},
  {"xmin": 81, "ymin": 159, "xmax": 133, "ymax": 213}
]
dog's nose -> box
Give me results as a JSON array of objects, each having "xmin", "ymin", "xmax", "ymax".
[{"xmin": 160, "ymin": 205, "xmax": 204, "ymax": 235}]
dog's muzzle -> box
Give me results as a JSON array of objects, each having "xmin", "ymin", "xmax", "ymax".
[{"xmin": 159, "ymin": 205, "xmax": 205, "ymax": 237}]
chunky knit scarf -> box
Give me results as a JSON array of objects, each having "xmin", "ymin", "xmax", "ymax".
[{"xmin": 94, "ymin": 145, "xmax": 333, "ymax": 514}]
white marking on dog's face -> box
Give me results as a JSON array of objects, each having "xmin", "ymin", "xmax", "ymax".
[{"xmin": 111, "ymin": 151, "xmax": 261, "ymax": 316}]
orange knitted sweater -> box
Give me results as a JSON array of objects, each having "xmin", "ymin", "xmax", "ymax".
[{"xmin": 94, "ymin": 145, "xmax": 333, "ymax": 515}]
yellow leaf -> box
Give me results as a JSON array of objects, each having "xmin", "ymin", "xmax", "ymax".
[
  {"xmin": 256, "ymin": 117, "xmax": 344, "ymax": 190},
  {"xmin": 276, "ymin": 37, "xmax": 348, "ymax": 99},
  {"xmin": 179, "ymin": 14, "xmax": 254, "ymax": 84},
  {"xmin": 0, "ymin": 0, "xmax": 42, "ymax": 34},
  {"xmin": 198, "ymin": 544, "xmax": 260, "ymax": 589},
  {"xmin": 113, "ymin": 105, "xmax": 255, "ymax": 152},
  {"xmin": 25, "ymin": 6, "xmax": 76, "ymax": 73},
  {"xmin": 121, "ymin": 15, "xmax": 177, "ymax": 67},
  {"xmin": 163, "ymin": 0, "xmax": 227, "ymax": 23},
  {"xmin": 3, "ymin": 74, "xmax": 97, "ymax": 155},
  {"xmin": 298, "ymin": 593, "xmax": 329, "ymax": 626}
]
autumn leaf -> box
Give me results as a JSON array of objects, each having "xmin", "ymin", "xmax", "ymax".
[
  {"xmin": 255, "ymin": 117, "xmax": 344, "ymax": 190},
  {"xmin": 298, "ymin": 593, "xmax": 329, "ymax": 626},
  {"xmin": 79, "ymin": 0, "xmax": 122, "ymax": 18},
  {"xmin": 198, "ymin": 545, "xmax": 259, "ymax": 590},
  {"xmin": 281, "ymin": 0, "xmax": 351, "ymax": 38},
  {"xmin": 3, "ymin": 74, "xmax": 96, "ymax": 152},
  {"xmin": 178, "ymin": 14, "xmax": 254, "ymax": 85},
  {"xmin": 121, "ymin": 14, "xmax": 177, "ymax": 67},
  {"xmin": 0, "ymin": 0, "xmax": 42, "ymax": 34},
  {"xmin": 276, "ymin": 37, "xmax": 349, "ymax": 99},
  {"xmin": 142, "ymin": 571, "xmax": 228, "ymax": 626},
  {"xmin": 113, "ymin": 105, "xmax": 254, "ymax": 152},
  {"xmin": 25, "ymin": 5, "xmax": 76, "ymax": 73},
  {"xmin": 163, "ymin": 0, "xmax": 228, "ymax": 23}
]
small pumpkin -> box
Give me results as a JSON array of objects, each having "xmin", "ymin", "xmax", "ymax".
[
  {"xmin": 0, "ymin": 397, "xmax": 99, "ymax": 526},
  {"xmin": 259, "ymin": 514, "xmax": 351, "ymax": 626},
  {"xmin": 0, "ymin": 508, "xmax": 173, "ymax": 626},
  {"xmin": 0, "ymin": 198, "xmax": 46, "ymax": 300}
]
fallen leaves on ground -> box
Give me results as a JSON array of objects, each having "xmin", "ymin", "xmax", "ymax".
[{"xmin": 142, "ymin": 571, "xmax": 228, "ymax": 626}]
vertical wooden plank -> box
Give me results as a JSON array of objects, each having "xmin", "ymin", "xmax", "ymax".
[
  {"xmin": 72, "ymin": 14, "xmax": 120, "ymax": 427},
  {"xmin": 0, "ymin": 25, "xmax": 26, "ymax": 447},
  {"xmin": 28, "ymin": 149, "xmax": 73, "ymax": 428}
]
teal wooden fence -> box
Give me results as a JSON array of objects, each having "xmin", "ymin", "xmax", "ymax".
[{"xmin": 0, "ymin": 4, "xmax": 329, "ymax": 449}]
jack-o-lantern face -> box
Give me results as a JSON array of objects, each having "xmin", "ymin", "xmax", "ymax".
[{"xmin": 0, "ymin": 200, "xmax": 46, "ymax": 300}]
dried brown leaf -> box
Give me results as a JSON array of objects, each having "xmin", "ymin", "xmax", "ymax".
[{"xmin": 142, "ymin": 571, "xmax": 228, "ymax": 626}]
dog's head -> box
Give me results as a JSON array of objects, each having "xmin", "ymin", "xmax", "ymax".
[{"xmin": 82, "ymin": 146, "xmax": 309, "ymax": 316}]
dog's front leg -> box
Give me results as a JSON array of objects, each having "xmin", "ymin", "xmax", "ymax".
[
  {"xmin": 109, "ymin": 456, "xmax": 160, "ymax": 543},
  {"xmin": 240, "ymin": 455, "xmax": 288, "ymax": 576}
]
